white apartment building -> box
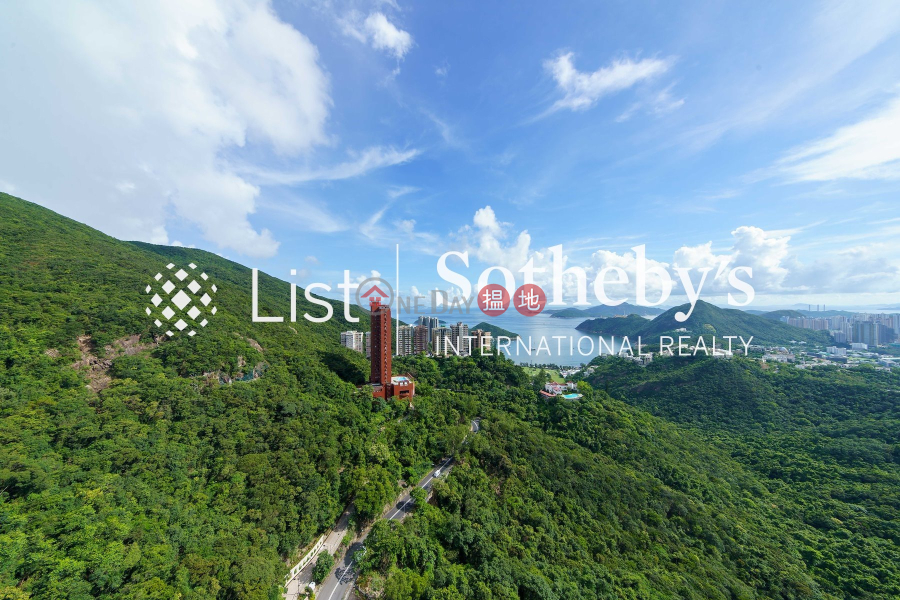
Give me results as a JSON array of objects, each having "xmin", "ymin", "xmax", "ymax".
[
  {"xmin": 340, "ymin": 330, "xmax": 365, "ymax": 353},
  {"xmin": 432, "ymin": 326, "xmax": 450, "ymax": 356},
  {"xmin": 396, "ymin": 325, "xmax": 415, "ymax": 356},
  {"xmin": 450, "ymin": 322, "xmax": 470, "ymax": 356}
]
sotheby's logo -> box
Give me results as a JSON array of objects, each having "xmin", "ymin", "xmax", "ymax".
[{"xmin": 145, "ymin": 262, "xmax": 217, "ymax": 337}]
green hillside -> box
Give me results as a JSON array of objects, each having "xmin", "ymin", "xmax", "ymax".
[
  {"xmin": 549, "ymin": 303, "xmax": 663, "ymax": 319},
  {"xmin": 470, "ymin": 321, "xmax": 519, "ymax": 339},
  {"xmin": 761, "ymin": 309, "xmax": 805, "ymax": 321},
  {"xmin": 0, "ymin": 194, "xmax": 465, "ymax": 599},
  {"xmin": 643, "ymin": 301, "xmax": 831, "ymax": 345},
  {"xmin": 572, "ymin": 314, "xmax": 651, "ymax": 336},
  {"xmin": 1, "ymin": 193, "xmax": 896, "ymax": 600},
  {"xmin": 576, "ymin": 300, "xmax": 831, "ymax": 345},
  {"xmin": 583, "ymin": 356, "xmax": 900, "ymax": 598}
]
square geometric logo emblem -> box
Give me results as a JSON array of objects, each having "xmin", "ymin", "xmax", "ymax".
[{"xmin": 145, "ymin": 262, "xmax": 217, "ymax": 337}]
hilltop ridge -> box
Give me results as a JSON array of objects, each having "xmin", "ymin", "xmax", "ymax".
[{"xmin": 576, "ymin": 299, "xmax": 831, "ymax": 345}]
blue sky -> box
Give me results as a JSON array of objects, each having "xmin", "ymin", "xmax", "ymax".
[{"xmin": 2, "ymin": 1, "xmax": 900, "ymax": 307}]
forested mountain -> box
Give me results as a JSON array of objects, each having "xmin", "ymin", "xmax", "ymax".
[
  {"xmin": 576, "ymin": 300, "xmax": 831, "ymax": 345},
  {"xmin": 584, "ymin": 356, "xmax": 900, "ymax": 598},
  {"xmin": 572, "ymin": 314, "xmax": 651, "ymax": 336},
  {"xmin": 549, "ymin": 303, "xmax": 663, "ymax": 319},
  {"xmin": 2, "ymin": 193, "xmax": 897, "ymax": 600},
  {"xmin": 0, "ymin": 194, "xmax": 470, "ymax": 599},
  {"xmin": 470, "ymin": 322, "xmax": 519, "ymax": 339}
]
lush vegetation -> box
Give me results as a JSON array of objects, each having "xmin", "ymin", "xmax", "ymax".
[
  {"xmin": 312, "ymin": 553, "xmax": 334, "ymax": 584},
  {"xmin": 574, "ymin": 314, "xmax": 652, "ymax": 336},
  {"xmin": 0, "ymin": 194, "xmax": 470, "ymax": 599},
  {"xmin": 357, "ymin": 353, "xmax": 835, "ymax": 599},
  {"xmin": 549, "ymin": 303, "xmax": 663, "ymax": 319},
  {"xmin": 470, "ymin": 322, "xmax": 519, "ymax": 340},
  {"xmin": 2, "ymin": 193, "xmax": 897, "ymax": 599},
  {"xmin": 576, "ymin": 300, "xmax": 831, "ymax": 346},
  {"xmin": 584, "ymin": 356, "xmax": 900, "ymax": 599}
]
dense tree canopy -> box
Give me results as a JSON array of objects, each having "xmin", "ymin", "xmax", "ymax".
[{"xmin": 1, "ymin": 194, "xmax": 898, "ymax": 599}]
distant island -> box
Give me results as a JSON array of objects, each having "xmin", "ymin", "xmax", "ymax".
[
  {"xmin": 573, "ymin": 314, "xmax": 652, "ymax": 336},
  {"xmin": 472, "ymin": 321, "xmax": 519, "ymax": 340},
  {"xmin": 548, "ymin": 303, "xmax": 664, "ymax": 319}
]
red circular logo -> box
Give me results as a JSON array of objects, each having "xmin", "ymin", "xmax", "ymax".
[
  {"xmin": 477, "ymin": 283, "xmax": 510, "ymax": 317},
  {"xmin": 513, "ymin": 284, "xmax": 546, "ymax": 317}
]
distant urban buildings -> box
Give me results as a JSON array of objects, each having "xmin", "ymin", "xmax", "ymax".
[
  {"xmin": 431, "ymin": 325, "xmax": 450, "ymax": 355},
  {"xmin": 432, "ymin": 322, "xmax": 478, "ymax": 356},
  {"xmin": 414, "ymin": 324, "xmax": 428, "ymax": 354},
  {"xmin": 782, "ymin": 312, "xmax": 899, "ymax": 346},
  {"xmin": 344, "ymin": 319, "xmax": 498, "ymax": 359},
  {"xmin": 340, "ymin": 330, "xmax": 364, "ymax": 353},
  {"xmin": 416, "ymin": 316, "xmax": 440, "ymax": 343},
  {"xmin": 450, "ymin": 322, "xmax": 470, "ymax": 356},
  {"xmin": 471, "ymin": 329, "xmax": 493, "ymax": 355},
  {"xmin": 396, "ymin": 324, "xmax": 414, "ymax": 356}
]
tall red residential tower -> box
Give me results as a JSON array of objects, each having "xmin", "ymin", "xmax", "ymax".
[
  {"xmin": 369, "ymin": 296, "xmax": 392, "ymax": 386},
  {"xmin": 368, "ymin": 296, "xmax": 414, "ymax": 399}
]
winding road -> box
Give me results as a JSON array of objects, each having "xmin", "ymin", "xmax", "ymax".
[{"xmin": 315, "ymin": 418, "xmax": 480, "ymax": 600}]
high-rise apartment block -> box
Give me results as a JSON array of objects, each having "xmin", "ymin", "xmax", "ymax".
[
  {"xmin": 853, "ymin": 322, "xmax": 880, "ymax": 347},
  {"xmin": 413, "ymin": 324, "xmax": 429, "ymax": 354},
  {"xmin": 471, "ymin": 328, "xmax": 493, "ymax": 355},
  {"xmin": 432, "ymin": 326, "xmax": 449, "ymax": 355},
  {"xmin": 396, "ymin": 324, "xmax": 415, "ymax": 356},
  {"xmin": 416, "ymin": 316, "xmax": 440, "ymax": 343},
  {"xmin": 340, "ymin": 330, "xmax": 365, "ymax": 353},
  {"xmin": 368, "ymin": 297, "xmax": 414, "ymax": 400},
  {"xmin": 449, "ymin": 322, "xmax": 470, "ymax": 356}
]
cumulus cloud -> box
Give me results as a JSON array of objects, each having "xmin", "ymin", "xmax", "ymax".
[
  {"xmin": 458, "ymin": 206, "xmax": 533, "ymax": 272},
  {"xmin": 340, "ymin": 11, "xmax": 413, "ymax": 59},
  {"xmin": 0, "ymin": 0, "xmax": 332, "ymax": 258},
  {"xmin": 354, "ymin": 269, "xmax": 382, "ymax": 284},
  {"xmin": 452, "ymin": 206, "xmax": 900, "ymax": 301},
  {"xmin": 544, "ymin": 52, "xmax": 675, "ymax": 113},
  {"xmin": 776, "ymin": 93, "xmax": 900, "ymax": 181}
]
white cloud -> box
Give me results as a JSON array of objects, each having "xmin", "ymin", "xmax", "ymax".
[
  {"xmin": 616, "ymin": 83, "xmax": 684, "ymax": 122},
  {"xmin": 360, "ymin": 201, "xmax": 439, "ymax": 252},
  {"xmin": 544, "ymin": 52, "xmax": 675, "ymax": 113},
  {"xmin": 365, "ymin": 13, "xmax": 413, "ymax": 59},
  {"xmin": 457, "ymin": 206, "xmax": 533, "ymax": 272},
  {"xmin": 387, "ymin": 185, "xmax": 419, "ymax": 199},
  {"xmin": 422, "ymin": 110, "xmax": 464, "ymax": 148},
  {"xmin": 452, "ymin": 207, "xmax": 900, "ymax": 301},
  {"xmin": 340, "ymin": 11, "xmax": 413, "ymax": 59},
  {"xmin": 240, "ymin": 146, "xmax": 419, "ymax": 185},
  {"xmin": 257, "ymin": 197, "xmax": 347, "ymax": 233},
  {"xmin": 776, "ymin": 93, "xmax": 900, "ymax": 182},
  {"xmin": 0, "ymin": 0, "xmax": 332, "ymax": 258},
  {"xmin": 354, "ymin": 269, "xmax": 382, "ymax": 284}
]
